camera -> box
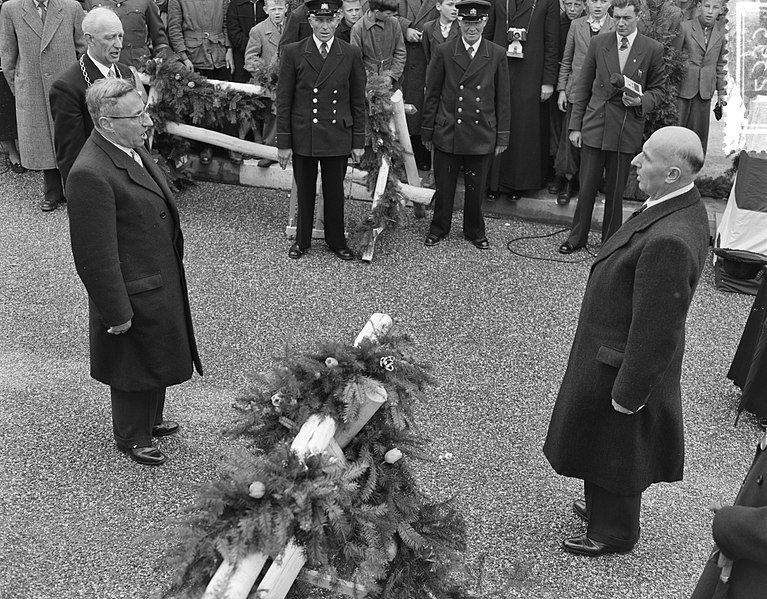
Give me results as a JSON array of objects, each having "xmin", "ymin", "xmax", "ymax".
[{"xmin": 507, "ymin": 28, "xmax": 527, "ymax": 58}]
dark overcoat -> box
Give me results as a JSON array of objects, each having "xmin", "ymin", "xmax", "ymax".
[
  {"xmin": 49, "ymin": 53, "xmax": 134, "ymax": 184},
  {"xmin": 568, "ymin": 31, "xmax": 665, "ymax": 154},
  {"xmin": 485, "ymin": 0, "xmax": 559, "ymax": 191},
  {"xmin": 544, "ymin": 188, "xmax": 710, "ymax": 496},
  {"xmin": 67, "ymin": 130, "xmax": 202, "ymax": 392},
  {"xmin": 691, "ymin": 434, "xmax": 767, "ymax": 599},
  {"xmin": 421, "ymin": 37, "xmax": 510, "ymax": 156},
  {"xmin": 227, "ymin": 0, "xmax": 266, "ymax": 82},
  {"xmin": 397, "ymin": 0, "xmax": 437, "ymax": 134},
  {"xmin": 276, "ymin": 37, "xmax": 366, "ymax": 157}
]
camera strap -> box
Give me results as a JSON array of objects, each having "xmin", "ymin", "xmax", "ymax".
[{"xmin": 506, "ymin": 0, "xmax": 537, "ymax": 31}]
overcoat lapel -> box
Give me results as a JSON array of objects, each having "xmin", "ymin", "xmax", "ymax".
[
  {"xmin": 93, "ymin": 132, "xmax": 166, "ymax": 202},
  {"xmin": 302, "ymin": 37, "xmax": 324, "ymax": 76},
  {"xmin": 460, "ymin": 39, "xmax": 490, "ymax": 83},
  {"xmin": 690, "ymin": 18, "xmax": 706, "ymax": 51},
  {"xmin": 601, "ymin": 34, "xmax": 620, "ymax": 79},
  {"xmin": 576, "ymin": 19, "xmax": 590, "ymax": 50},
  {"xmin": 137, "ymin": 145, "xmax": 178, "ymax": 220},
  {"xmin": 510, "ymin": 0, "xmax": 535, "ymax": 24},
  {"xmin": 22, "ymin": 0, "xmax": 43, "ymax": 39},
  {"xmin": 451, "ymin": 39, "xmax": 470, "ymax": 77},
  {"xmin": 412, "ymin": 0, "xmax": 436, "ymax": 28},
  {"xmin": 706, "ymin": 21, "xmax": 724, "ymax": 54},
  {"xmin": 622, "ymin": 38, "xmax": 645, "ymax": 79},
  {"xmin": 41, "ymin": 0, "xmax": 64, "ymax": 51},
  {"xmin": 591, "ymin": 189, "xmax": 702, "ymax": 270},
  {"xmin": 315, "ymin": 38, "xmax": 344, "ymax": 87}
]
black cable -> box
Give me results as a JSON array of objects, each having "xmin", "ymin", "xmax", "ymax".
[{"xmin": 506, "ymin": 227, "xmax": 599, "ymax": 263}]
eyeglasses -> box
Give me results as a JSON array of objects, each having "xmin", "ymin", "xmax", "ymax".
[{"xmin": 107, "ymin": 109, "xmax": 150, "ymax": 121}]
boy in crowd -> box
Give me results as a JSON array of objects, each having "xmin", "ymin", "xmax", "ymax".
[
  {"xmin": 350, "ymin": 0, "xmax": 407, "ymax": 88},
  {"xmin": 276, "ymin": 0, "xmax": 366, "ymax": 261},
  {"xmin": 422, "ymin": 0, "xmax": 459, "ymax": 63},
  {"xmin": 244, "ymin": 0, "xmax": 287, "ymax": 166},
  {"xmin": 421, "ymin": 0, "xmax": 510, "ymax": 251},
  {"xmin": 336, "ymin": 0, "xmax": 363, "ymax": 42},
  {"xmin": 554, "ymin": 0, "xmax": 613, "ymax": 204},
  {"xmin": 675, "ymin": 0, "xmax": 727, "ymax": 155}
]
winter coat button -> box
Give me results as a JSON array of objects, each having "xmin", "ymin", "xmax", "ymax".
[
  {"xmin": 160, "ymin": 211, "xmax": 167, "ymax": 219},
  {"xmin": 457, "ymin": 119, "xmax": 462, "ymax": 124},
  {"xmin": 758, "ymin": 475, "xmax": 764, "ymax": 485},
  {"xmin": 313, "ymin": 118, "xmax": 318, "ymax": 123},
  {"xmin": 313, "ymin": 88, "xmax": 318, "ymax": 93}
]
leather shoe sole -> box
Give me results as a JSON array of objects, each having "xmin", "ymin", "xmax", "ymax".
[
  {"xmin": 288, "ymin": 243, "xmax": 307, "ymax": 259},
  {"xmin": 467, "ymin": 236, "xmax": 490, "ymax": 250},
  {"xmin": 119, "ymin": 445, "xmax": 167, "ymax": 466},
  {"xmin": 332, "ymin": 247, "xmax": 355, "ymax": 261},
  {"xmin": 562, "ymin": 533, "xmax": 632, "ymax": 557},
  {"xmin": 573, "ymin": 500, "xmax": 588, "ymax": 522},
  {"xmin": 41, "ymin": 198, "xmax": 59, "ymax": 212},
  {"xmin": 558, "ymin": 242, "xmax": 582, "ymax": 255},
  {"xmin": 424, "ymin": 234, "xmax": 442, "ymax": 247},
  {"xmin": 152, "ymin": 420, "xmax": 179, "ymax": 437}
]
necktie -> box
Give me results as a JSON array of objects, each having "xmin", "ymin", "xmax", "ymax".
[
  {"xmin": 130, "ymin": 150, "xmax": 143, "ymax": 167},
  {"xmin": 320, "ymin": 42, "xmax": 328, "ymax": 59},
  {"xmin": 468, "ymin": 45, "xmax": 474, "ymax": 59},
  {"xmin": 704, "ymin": 26, "xmax": 712, "ymax": 46},
  {"xmin": 619, "ymin": 36, "xmax": 628, "ymax": 50},
  {"xmin": 107, "ymin": 66, "xmax": 116, "ymax": 78},
  {"xmin": 37, "ymin": 0, "xmax": 46, "ymax": 24},
  {"xmin": 629, "ymin": 203, "xmax": 647, "ymax": 219}
]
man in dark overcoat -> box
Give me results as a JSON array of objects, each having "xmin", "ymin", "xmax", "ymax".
[
  {"xmin": 227, "ymin": 0, "xmax": 266, "ymax": 82},
  {"xmin": 543, "ymin": 126, "xmax": 710, "ymax": 556},
  {"xmin": 558, "ymin": 0, "xmax": 665, "ymax": 254},
  {"xmin": 50, "ymin": 7, "xmax": 144, "ymax": 186},
  {"xmin": 483, "ymin": 0, "xmax": 559, "ymax": 198},
  {"xmin": 67, "ymin": 78, "xmax": 202, "ymax": 466},
  {"xmin": 421, "ymin": 0, "xmax": 509, "ymax": 250},
  {"xmin": 276, "ymin": 0, "xmax": 366, "ymax": 261},
  {"xmin": 691, "ymin": 432, "xmax": 767, "ymax": 599}
]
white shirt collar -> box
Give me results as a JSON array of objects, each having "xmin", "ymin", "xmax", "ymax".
[
  {"xmin": 313, "ymin": 35, "xmax": 334, "ymax": 53},
  {"xmin": 617, "ymin": 29, "xmax": 638, "ymax": 49},
  {"xmin": 463, "ymin": 38, "xmax": 480, "ymax": 55},
  {"xmin": 643, "ymin": 182, "xmax": 695, "ymax": 210},
  {"xmin": 587, "ymin": 14, "xmax": 607, "ymax": 27},
  {"xmin": 88, "ymin": 50, "xmax": 115, "ymax": 78},
  {"xmin": 102, "ymin": 136, "xmax": 138, "ymax": 160}
]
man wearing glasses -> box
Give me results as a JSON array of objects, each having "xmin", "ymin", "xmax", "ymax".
[{"xmin": 67, "ymin": 78, "xmax": 202, "ymax": 466}]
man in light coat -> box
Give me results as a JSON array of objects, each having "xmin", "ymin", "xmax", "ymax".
[
  {"xmin": 67, "ymin": 78, "xmax": 202, "ymax": 466},
  {"xmin": 544, "ymin": 126, "xmax": 711, "ymax": 556},
  {"xmin": 0, "ymin": 0, "xmax": 85, "ymax": 212}
]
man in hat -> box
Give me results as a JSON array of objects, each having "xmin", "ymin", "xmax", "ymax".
[
  {"xmin": 421, "ymin": 0, "xmax": 509, "ymax": 250},
  {"xmin": 276, "ymin": 0, "xmax": 366, "ymax": 261}
]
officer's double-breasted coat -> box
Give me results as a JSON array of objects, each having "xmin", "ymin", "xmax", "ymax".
[
  {"xmin": 276, "ymin": 36, "xmax": 366, "ymax": 157},
  {"xmin": 421, "ymin": 37, "xmax": 510, "ymax": 156}
]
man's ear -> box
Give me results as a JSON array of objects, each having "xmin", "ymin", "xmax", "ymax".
[{"xmin": 666, "ymin": 165, "xmax": 682, "ymax": 183}]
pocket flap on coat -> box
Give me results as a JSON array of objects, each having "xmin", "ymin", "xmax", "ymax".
[
  {"xmin": 596, "ymin": 345, "xmax": 624, "ymax": 368},
  {"xmin": 343, "ymin": 116, "xmax": 353, "ymax": 127},
  {"xmin": 125, "ymin": 273, "xmax": 163, "ymax": 295}
]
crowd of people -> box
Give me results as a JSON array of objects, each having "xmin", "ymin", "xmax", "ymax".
[{"xmin": 3, "ymin": 0, "xmax": 766, "ymax": 593}]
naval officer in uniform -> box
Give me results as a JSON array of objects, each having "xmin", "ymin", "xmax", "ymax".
[
  {"xmin": 420, "ymin": 0, "xmax": 510, "ymax": 250},
  {"xmin": 276, "ymin": 0, "xmax": 367, "ymax": 261}
]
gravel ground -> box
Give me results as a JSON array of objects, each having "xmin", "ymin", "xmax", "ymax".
[{"xmin": 0, "ymin": 166, "xmax": 760, "ymax": 599}]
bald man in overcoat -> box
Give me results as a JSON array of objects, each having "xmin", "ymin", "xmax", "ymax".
[{"xmin": 544, "ymin": 127, "xmax": 711, "ymax": 556}]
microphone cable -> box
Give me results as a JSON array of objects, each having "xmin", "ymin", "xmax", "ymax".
[{"xmin": 506, "ymin": 226, "xmax": 600, "ymax": 263}]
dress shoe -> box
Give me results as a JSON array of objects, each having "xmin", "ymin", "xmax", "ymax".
[
  {"xmin": 41, "ymin": 197, "xmax": 59, "ymax": 212},
  {"xmin": 10, "ymin": 162, "xmax": 26, "ymax": 174},
  {"xmin": 573, "ymin": 500, "xmax": 588, "ymax": 522},
  {"xmin": 557, "ymin": 180, "xmax": 573, "ymax": 205},
  {"xmin": 229, "ymin": 150, "xmax": 243, "ymax": 164},
  {"xmin": 508, "ymin": 191, "xmax": 522, "ymax": 201},
  {"xmin": 424, "ymin": 234, "xmax": 442, "ymax": 247},
  {"xmin": 199, "ymin": 147, "xmax": 213, "ymax": 165},
  {"xmin": 152, "ymin": 420, "xmax": 179, "ymax": 437},
  {"xmin": 467, "ymin": 236, "xmax": 490, "ymax": 250},
  {"xmin": 548, "ymin": 176, "xmax": 564, "ymax": 194},
  {"xmin": 119, "ymin": 445, "xmax": 167, "ymax": 466},
  {"xmin": 288, "ymin": 243, "xmax": 307, "ymax": 259},
  {"xmin": 562, "ymin": 533, "xmax": 632, "ymax": 557},
  {"xmin": 558, "ymin": 241, "xmax": 581, "ymax": 255},
  {"xmin": 332, "ymin": 247, "xmax": 355, "ymax": 261},
  {"xmin": 486, "ymin": 190, "xmax": 499, "ymax": 202},
  {"xmin": 258, "ymin": 158, "xmax": 277, "ymax": 168}
]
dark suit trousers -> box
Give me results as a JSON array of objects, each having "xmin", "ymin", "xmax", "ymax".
[
  {"xmin": 430, "ymin": 148, "xmax": 490, "ymax": 240},
  {"xmin": 678, "ymin": 94, "xmax": 712, "ymax": 156},
  {"xmin": 584, "ymin": 480, "xmax": 641, "ymax": 549},
  {"xmin": 111, "ymin": 386, "xmax": 166, "ymax": 449},
  {"xmin": 44, "ymin": 168, "xmax": 65, "ymax": 203},
  {"xmin": 292, "ymin": 153, "xmax": 347, "ymax": 250},
  {"xmin": 567, "ymin": 144, "xmax": 632, "ymax": 248}
]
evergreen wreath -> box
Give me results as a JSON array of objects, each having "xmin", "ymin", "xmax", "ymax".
[
  {"xmin": 162, "ymin": 327, "xmax": 473, "ymax": 599},
  {"xmin": 351, "ymin": 75, "xmax": 410, "ymax": 254}
]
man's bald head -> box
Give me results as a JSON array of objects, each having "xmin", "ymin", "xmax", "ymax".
[{"xmin": 632, "ymin": 126, "xmax": 705, "ymax": 200}]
